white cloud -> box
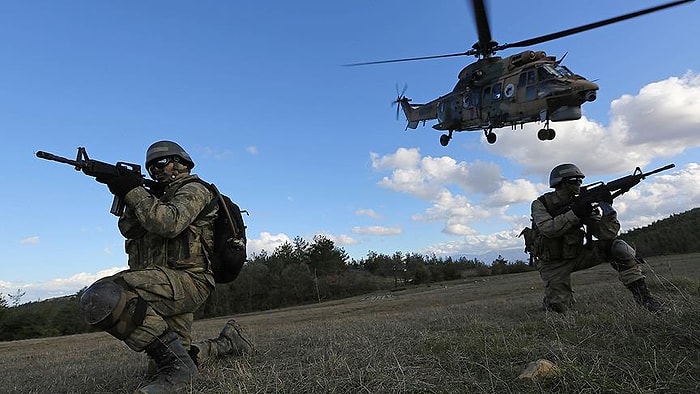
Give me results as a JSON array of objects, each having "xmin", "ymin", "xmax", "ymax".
[
  {"xmin": 247, "ymin": 231, "xmax": 291, "ymax": 255},
  {"xmin": 370, "ymin": 148, "xmax": 505, "ymax": 201},
  {"xmin": 423, "ymin": 229, "xmax": 526, "ymax": 256},
  {"xmin": 371, "ymin": 74, "xmax": 700, "ymax": 257},
  {"xmin": 316, "ymin": 233, "xmax": 358, "ymax": 246},
  {"xmin": 20, "ymin": 236, "xmax": 40, "ymax": 245},
  {"xmin": 370, "ymin": 147, "xmax": 421, "ymax": 170},
  {"xmin": 489, "ymin": 72, "xmax": 700, "ymax": 178},
  {"xmin": 611, "ymin": 72, "xmax": 700, "ymax": 146},
  {"xmin": 614, "ymin": 163, "xmax": 700, "ymax": 230},
  {"xmin": 356, "ymin": 208, "xmax": 382, "ymax": 219},
  {"xmin": 351, "ymin": 226, "xmax": 402, "ymax": 236},
  {"xmin": 1, "ymin": 266, "xmax": 126, "ymax": 303},
  {"xmin": 247, "ymin": 146, "xmax": 258, "ymax": 155}
]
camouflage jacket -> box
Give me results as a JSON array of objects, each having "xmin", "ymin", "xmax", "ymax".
[
  {"xmin": 118, "ymin": 174, "xmax": 217, "ymax": 283},
  {"xmin": 531, "ymin": 189, "xmax": 620, "ymax": 260}
]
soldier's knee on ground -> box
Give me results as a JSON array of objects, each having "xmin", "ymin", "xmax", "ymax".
[{"xmin": 79, "ymin": 278, "xmax": 148, "ymax": 340}]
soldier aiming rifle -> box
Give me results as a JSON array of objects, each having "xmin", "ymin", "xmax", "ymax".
[
  {"xmin": 522, "ymin": 163, "xmax": 674, "ymax": 313},
  {"xmin": 37, "ymin": 143, "xmax": 254, "ymax": 393}
]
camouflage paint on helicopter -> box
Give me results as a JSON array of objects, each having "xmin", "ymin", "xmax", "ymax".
[
  {"xmin": 398, "ymin": 50, "xmax": 598, "ymax": 146},
  {"xmin": 348, "ymin": 0, "xmax": 694, "ymax": 146}
]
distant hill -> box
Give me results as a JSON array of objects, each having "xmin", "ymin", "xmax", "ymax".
[
  {"xmin": 466, "ymin": 247, "xmax": 529, "ymax": 264},
  {"xmin": 621, "ymin": 207, "xmax": 700, "ymax": 257}
]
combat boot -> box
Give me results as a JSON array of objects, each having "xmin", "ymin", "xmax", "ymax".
[
  {"xmin": 626, "ymin": 278, "xmax": 668, "ymax": 313},
  {"xmin": 189, "ymin": 319, "xmax": 255, "ymax": 366},
  {"xmin": 136, "ymin": 331, "xmax": 199, "ymax": 394}
]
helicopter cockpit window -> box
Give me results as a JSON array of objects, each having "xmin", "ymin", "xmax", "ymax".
[
  {"xmin": 518, "ymin": 69, "xmax": 536, "ymax": 87},
  {"xmin": 492, "ymin": 82, "xmax": 502, "ymax": 101},
  {"xmin": 552, "ymin": 64, "xmax": 575, "ymax": 77},
  {"xmin": 538, "ymin": 66, "xmax": 555, "ymax": 81}
]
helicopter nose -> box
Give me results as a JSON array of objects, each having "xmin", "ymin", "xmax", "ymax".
[
  {"xmin": 576, "ymin": 80, "xmax": 598, "ymax": 102},
  {"xmin": 585, "ymin": 90, "xmax": 597, "ymax": 102}
]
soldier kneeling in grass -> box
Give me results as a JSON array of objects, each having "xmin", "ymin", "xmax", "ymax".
[
  {"xmin": 527, "ymin": 163, "xmax": 666, "ymax": 314},
  {"xmin": 78, "ymin": 141, "xmax": 253, "ymax": 393}
]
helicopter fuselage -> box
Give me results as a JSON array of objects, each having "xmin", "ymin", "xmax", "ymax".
[{"xmin": 398, "ymin": 50, "xmax": 599, "ymax": 144}]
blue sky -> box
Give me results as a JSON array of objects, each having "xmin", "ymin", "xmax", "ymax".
[{"xmin": 1, "ymin": 1, "xmax": 698, "ymax": 303}]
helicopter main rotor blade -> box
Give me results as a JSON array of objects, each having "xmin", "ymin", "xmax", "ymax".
[
  {"xmin": 495, "ymin": 0, "xmax": 694, "ymax": 51},
  {"xmin": 344, "ymin": 51, "xmax": 473, "ymax": 67},
  {"xmin": 471, "ymin": 0, "xmax": 495, "ymax": 56}
]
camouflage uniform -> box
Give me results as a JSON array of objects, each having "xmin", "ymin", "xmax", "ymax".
[
  {"xmin": 532, "ymin": 189, "xmax": 644, "ymax": 312},
  {"xmin": 86, "ymin": 173, "xmax": 217, "ymax": 351}
]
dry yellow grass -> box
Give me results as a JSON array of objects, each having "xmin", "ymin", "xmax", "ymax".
[{"xmin": 1, "ymin": 254, "xmax": 698, "ymax": 393}]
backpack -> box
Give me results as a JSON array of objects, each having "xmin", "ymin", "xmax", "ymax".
[
  {"xmin": 189, "ymin": 180, "xmax": 248, "ymax": 284},
  {"xmin": 519, "ymin": 196, "xmax": 548, "ymax": 266}
]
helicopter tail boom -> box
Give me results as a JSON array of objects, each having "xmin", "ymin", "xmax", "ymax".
[{"xmin": 397, "ymin": 97, "xmax": 437, "ymax": 129}]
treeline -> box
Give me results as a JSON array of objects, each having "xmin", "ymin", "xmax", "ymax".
[
  {"xmin": 621, "ymin": 207, "xmax": 700, "ymax": 256},
  {"xmin": 2, "ymin": 207, "xmax": 698, "ymax": 342},
  {"xmin": 196, "ymin": 236, "xmax": 532, "ymax": 318},
  {"xmin": 0, "ymin": 236, "xmax": 530, "ymax": 342},
  {"xmin": 0, "ymin": 293, "xmax": 93, "ymax": 341}
]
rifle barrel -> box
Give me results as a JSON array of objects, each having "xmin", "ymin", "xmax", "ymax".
[
  {"xmin": 35, "ymin": 151, "xmax": 79, "ymax": 166},
  {"xmin": 643, "ymin": 163, "xmax": 675, "ymax": 178}
]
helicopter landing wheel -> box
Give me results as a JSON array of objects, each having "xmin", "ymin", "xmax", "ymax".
[
  {"xmin": 484, "ymin": 129, "xmax": 497, "ymax": 144},
  {"xmin": 486, "ymin": 132, "xmax": 497, "ymax": 144},
  {"xmin": 538, "ymin": 128, "xmax": 556, "ymax": 141},
  {"xmin": 440, "ymin": 133, "xmax": 452, "ymax": 147}
]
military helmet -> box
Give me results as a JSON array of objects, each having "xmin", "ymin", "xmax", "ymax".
[
  {"xmin": 146, "ymin": 140, "xmax": 194, "ymax": 169},
  {"xmin": 549, "ymin": 163, "xmax": 585, "ymax": 188}
]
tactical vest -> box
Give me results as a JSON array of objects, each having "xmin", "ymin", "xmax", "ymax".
[
  {"xmin": 123, "ymin": 174, "xmax": 216, "ymax": 273},
  {"xmin": 534, "ymin": 192, "xmax": 585, "ymax": 261}
]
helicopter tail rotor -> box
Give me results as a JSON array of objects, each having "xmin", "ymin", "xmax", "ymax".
[{"xmin": 393, "ymin": 83, "xmax": 409, "ymax": 120}]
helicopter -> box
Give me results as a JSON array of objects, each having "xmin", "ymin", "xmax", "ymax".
[{"xmin": 347, "ymin": 0, "xmax": 694, "ymax": 146}]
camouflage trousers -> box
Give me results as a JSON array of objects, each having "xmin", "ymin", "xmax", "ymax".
[
  {"xmin": 106, "ymin": 267, "xmax": 212, "ymax": 351},
  {"xmin": 537, "ymin": 242, "xmax": 644, "ymax": 312}
]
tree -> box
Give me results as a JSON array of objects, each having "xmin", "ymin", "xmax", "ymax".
[
  {"xmin": 307, "ymin": 235, "xmax": 348, "ymax": 275},
  {"xmin": 8, "ymin": 289, "xmax": 26, "ymax": 307}
]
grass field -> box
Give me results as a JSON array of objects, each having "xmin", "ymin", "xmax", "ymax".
[{"xmin": 1, "ymin": 254, "xmax": 698, "ymax": 393}]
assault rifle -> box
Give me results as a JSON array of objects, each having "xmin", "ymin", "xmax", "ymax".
[
  {"xmin": 520, "ymin": 163, "xmax": 675, "ymax": 265},
  {"xmin": 36, "ymin": 147, "xmax": 156, "ymax": 216},
  {"xmin": 555, "ymin": 163, "xmax": 676, "ymax": 216}
]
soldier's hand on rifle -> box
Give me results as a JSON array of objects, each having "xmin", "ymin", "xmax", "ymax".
[
  {"xmin": 599, "ymin": 190, "xmax": 613, "ymax": 205},
  {"xmin": 571, "ymin": 199, "xmax": 594, "ymax": 219},
  {"xmin": 103, "ymin": 172, "xmax": 142, "ymax": 198}
]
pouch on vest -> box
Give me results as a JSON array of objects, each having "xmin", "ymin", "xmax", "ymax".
[{"xmin": 561, "ymin": 229, "xmax": 585, "ymax": 259}]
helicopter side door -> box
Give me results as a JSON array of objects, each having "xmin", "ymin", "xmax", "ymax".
[
  {"xmin": 460, "ymin": 87, "xmax": 479, "ymax": 122},
  {"xmin": 480, "ymin": 81, "xmax": 507, "ymax": 127},
  {"xmin": 437, "ymin": 94, "xmax": 464, "ymax": 128},
  {"xmin": 517, "ymin": 68, "xmax": 538, "ymax": 102}
]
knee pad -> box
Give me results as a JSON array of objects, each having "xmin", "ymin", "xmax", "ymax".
[
  {"xmin": 610, "ymin": 239, "xmax": 636, "ymax": 260},
  {"xmin": 79, "ymin": 279, "xmax": 148, "ymax": 340},
  {"xmin": 609, "ymin": 239, "xmax": 637, "ymax": 272}
]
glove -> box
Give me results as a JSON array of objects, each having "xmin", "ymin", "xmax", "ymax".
[
  {"xmin": 598, "ymin": 190, "xmax": 613, "ymax": 205},
  {"xmin": 105, "ymin": 172, "xmax": 142, "ymax": 198},
  {"xmin": 599, "ymin": 201, "xmax": 616, "ymax": 216},
  {"xmin": 571, "ymin": 199, "xmax": 593, "ymax": 219}
]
